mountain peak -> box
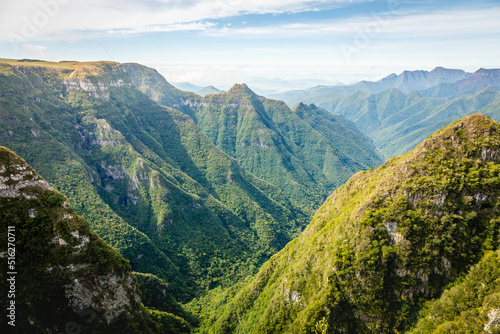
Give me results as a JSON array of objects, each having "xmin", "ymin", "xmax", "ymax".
[
  {"xmin": 475, "ymin": 68, "xmax": 500, "ymax": 75},
  {"xmin": 196, "ymin": 85, "xmax": 223, "ymax": 96},
  {"xmin": 449, "ymin": 113, "xmax": 496, "ymax": 134},
  {"xmin": 429, "ymin": 66, "xmax": 455, "ymax": 72},
  {"xmin": 418, "ymin": 113, "xmax": 498, "ymax": 157},
  {"xmin": 227, "ymin": 83, "xmax": 257, "ymax": 96}
]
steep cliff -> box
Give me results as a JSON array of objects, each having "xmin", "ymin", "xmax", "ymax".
[
  {"xmin": 0, "ymin": 59, "xmax": 307, "ymax": 300},
  {"xmin": 125, "ymin": 66, "xmax": 384, "ymax": 216},
  {"xmin": 0, "ymin": 146, "xmax": 156, "ymax": 333}
]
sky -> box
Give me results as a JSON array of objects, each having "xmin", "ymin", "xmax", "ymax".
[{"xmin": 1, "ymin": 0, "xmax": 500, "ymax": 91}]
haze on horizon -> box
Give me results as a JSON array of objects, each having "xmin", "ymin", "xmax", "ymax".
[{"xmin": 1, "ymin": 0, "xmax": 499, "ymax": 91}]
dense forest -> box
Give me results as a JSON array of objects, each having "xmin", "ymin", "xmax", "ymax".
[
  {"xmin": 192, "ymin": 114, "xmax": 500, "ymax": 333},
  {"xmin": 1, "ymin": 59, "xmax": 500, "ymax": 333}
]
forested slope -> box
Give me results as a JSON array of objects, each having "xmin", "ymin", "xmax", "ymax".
[{"xmin": 196, "ymin": 114, "xmax": 500, "ymax": 333}]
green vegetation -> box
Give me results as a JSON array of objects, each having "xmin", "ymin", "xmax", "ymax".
[
  {"xmin": 194, "ymin": 114, "xmax": 500, "ymax": 333},
  {"xmin": 289, "ymin": 102, "xmax": 382, "ymax": 185},
  {"xmin": 279, "ymin": 83, "xmax": 500, "ymax": 159},
  {"xmin": 408, "ymin": 250, "xmax": 500, "ymax": 333},
  {"xmin": 5, "ymin": 58, "xmax": 499, "ymax": 333},
  {"xmin": 0, "ymin": 58, "xmax": 381, "ymax": 303},
  {"xmin": 0, "ymin": 59, "xmax": 315, "ymax": 302},
  {"xmin": 0, "ymin": 147, "xmax": 156, "ymax": 333},
  {"xmin": 134, "ymin": 272, "xmax": 197, "ymax": 325},
  {"xmin": 133, "ymin": 78, "xmax": 383, "ymax": 216},
  {"xmin": 146, "ymin": 308, "xmax": 192, "ymax": 334}
]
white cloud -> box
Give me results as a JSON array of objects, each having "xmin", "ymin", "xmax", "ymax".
[
  {"xmin": 203, "ymin": 6, "xmax": 500, "ymax": 38},
  {"xmin": 106, "ymin": 21, "xmax": 217, "ymax": 35},
  {"xmin": 4, "ymin": 1, "xmax": 496, "ymax": 46},
  {"xmin": 0, "ymin": 0, "xmax": 352, "ymax": 42},
  {"xmin": 2, "ymin": 0, "xmax": 498, "ymax": 87}
]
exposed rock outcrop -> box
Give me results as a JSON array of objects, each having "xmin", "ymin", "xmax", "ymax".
[{"xmin": 0, "ymin": 147, "xmax": 153, "ymax": 333}]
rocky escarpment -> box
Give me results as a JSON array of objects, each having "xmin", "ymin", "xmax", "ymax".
[
  {"xmin": 0, "ymin": 147, "xmax": 154, "ymax": 333},
  {"xmin": 63, "ymin": 77, "xmax": 129, "ymax": 100},
  {"xmin": 0, "ymin": 58, "xmax": 314, "ymax": 300}
]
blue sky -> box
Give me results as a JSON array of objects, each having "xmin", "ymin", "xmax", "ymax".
[{"xmin": 1, "ymin": 0, "xmax": 500, "ymax": 90}]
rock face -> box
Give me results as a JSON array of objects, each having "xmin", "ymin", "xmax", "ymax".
[
  {"xmin": 0, "ymin": 147, "xmax": 152, "ymax": 333},
  {"xmin": 63, "ymin": 78, "xmax": 129, "ymax": 100},
  {"xmin": 0, "ymin": 162, "xmax": 52, "ymax": 198},
  {"xmin": 200, "ymin": 114, "xmax": 500, "ymax": 333}
]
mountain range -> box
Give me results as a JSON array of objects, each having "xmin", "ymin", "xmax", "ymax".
[
  {"xmin": 123, "ymin": 63, "xmax": 383, "ymax": 216},
  {"xmin": 270, "ymin": 67, "xmax": 476, "ymax": 104},
  {"xmin": 271, "ymin": 67, "xmax": 500, "ymax": 159},
  {"xmin": 0, "ymin": 59, "xmax": 380, "ymax": 304},
  {"xmin": 173, "ymin": 78, "xmax": 341, "ymax": 96},
  {"xmin": 0, "ymin": 59, "xmax": 302, "ymax": 302},
  {"xmin": 171, "ymin": 82, "xmax": 205, "ymax": 93},
  {"xmin": 1, "ymin": 58, "xmax": 500, "ymax": 333}
]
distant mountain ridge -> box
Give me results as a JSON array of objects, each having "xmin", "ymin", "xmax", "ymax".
[
  {"xmin": 377, "ymin": 66, "xmax": 471, "ymax": 93},
  {"xmin": 316, "ymin": 85, "xmax": 500, "ymax": 158},
  {"xmin": 171, "ymin": 82, "xmax": 204, "ymax": 93},
  {"xmin": 196, "ymin": 85, "xmax": 223, "ymax": 96},
  {"xmin": 420, "ymin": 68, "xmax": 500, "ymax": 99},
  {"xmin": 270, "ymin": 67, "xmax": 500, "ymax": 159},
  {"xmin": 273, "ymin": 67, "xmax": 500, "ymax": 107}
]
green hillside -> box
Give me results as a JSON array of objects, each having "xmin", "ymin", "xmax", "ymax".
[
  {"xmin": 408, "ymin": 249, "xmax": 500, "ymax": 333},
  {"xmin": 196, "ymin": 114, "xmax": 500, "ymax": 333},
  {"xmin": 0, "ymin": 59, "xmax": 306, "ymax": 301},
  {"xmin": 270, "ymin": 68, "xmax": 500, "ymax": 160},
  {"xmin": 130, "ymin": 74, "xmax": 383, "ymax": 215},
  {"xmin": 193, "ymin": 85, "xmax": 382, "ymax": 213},
  {"xmin": 374, "ymin": 87, "xmax": 500, "ymax": 158},
  {"xmin": 191, "ymin": 84, "xmax": 328, "ymax": 214},
  {"xmin": 120, "ymin": 63, "xmax": 200, "ymax": 120},
  {"xmin": 297, "ymin": 86, "xmax": 500, "ymax": 158},
  {"xmin": 0, "ymin": 146, "xmax": 190, "ymax": 333},
  {"xmin": 197, "ymin": 86, "xmax": 223, "ymax": 96},
  {"xmin": 2, "ymin": 58, "xmax": 500, "ymax": 333}
]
